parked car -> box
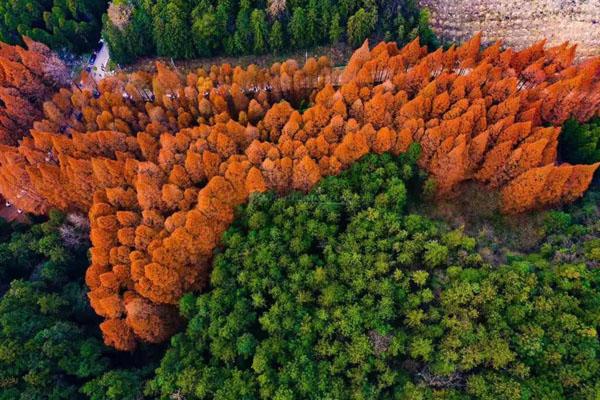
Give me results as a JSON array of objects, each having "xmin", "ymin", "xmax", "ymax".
[
  {"xmin": 89, "ymin": 53, "xmax": 97, "ymax": 64},
  {"xmin": 96, "ymin": 39, "xmax": 104, "ymax": 52}
]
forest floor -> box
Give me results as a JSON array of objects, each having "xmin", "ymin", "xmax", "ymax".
[{"xmin": 120, "ymin": 43, "xmax": 356, "ymax": 74}]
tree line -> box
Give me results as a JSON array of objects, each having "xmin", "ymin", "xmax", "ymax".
[{"xmin": 103, "ymin": 0, "xmax": 439, "ymax": 64}]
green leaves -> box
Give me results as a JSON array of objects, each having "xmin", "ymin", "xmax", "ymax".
[
  {"xmin": 0, "ymin": 213, "xmax": 160, "ymax": 399},
  {"xmin": 559, "ymin": 117, "xmax": 600, "ymax": 165},
  {"xmin": 150, "ymin": 152, "xmax": 599, "ymax": 399},
  {"xmin": 0, "ymin": 0, "xmax": 105, "ymax": 52},
  {"xmin": 103, "ymin": 0, "xmax": 438, "ymax": 63}
]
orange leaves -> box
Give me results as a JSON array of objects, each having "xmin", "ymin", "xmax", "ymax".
[
  {"xmin": 333, "ymin": 130, "xmax": 369, "ymax": 166},
  {"xmin": 501, "ymin": 163, "xmax": 600, "ymax": 213},
  {"xmin": 1, "ymin": 36, "xmax": 600, "ymax": 351},
  {"xmin": 292, "ymin": 156, "xmax": 321, "ymax": 192},
  {"xmin": 100, "ymin": 318, "xmax": 137, "ymax": 351}
]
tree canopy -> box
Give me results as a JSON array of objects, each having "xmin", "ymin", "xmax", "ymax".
[
  {"xmin": 0, "ymin": 0, "xmax": 106, "ymax": 53},
  {"xmin": 149, "ymin": 153, "xmax": 600, "ymax": 399},
  {"xmin": 0, "ymin": 212, "xmax": 159, "ymax": 400},
  {"xmin": 102, "ymin": 0, "xmax": 439, "ymax": 64}
]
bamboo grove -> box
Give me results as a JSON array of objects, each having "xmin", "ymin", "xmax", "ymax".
[{"xmin": 0, "ymin": 34, "xmax": 599, "ymax": 350}]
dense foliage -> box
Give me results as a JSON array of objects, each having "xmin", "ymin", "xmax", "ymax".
[
  {"xmin": 149, "ymin": 153, "xmax": 599, "ymax": 399},
  {"xmin": 0, "ymin": 38, "xmax": 70, "ymax": 145},
  {"xmin": 1, "ymin": 37, "xmax": 599, "ymax": 349},
  {"xmin": 103, "ymin": 0, "xmax": 438, "ymax": 64},
  {"xmin": 559, "ymin": 117, "xmax": 600, "ymax": 164},
  {"xmin": 0, "ymin": 0, "xmax": 106, "ymax": 53},
  {"xmin": 0, "ymin": 212, "xmax": 158, "ymax": 399}
]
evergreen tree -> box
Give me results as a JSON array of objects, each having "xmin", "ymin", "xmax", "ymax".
[
  {"xmin": 269, "ymin": 20, "xmax": 284, "ymax": 53},
  {"xmin": 347, "ymin": 7, "xmax": 377, "ymax": 47},
  {"xmin": 250, "ymin": 9, "xmax": 268, "ymax": 54},
  {"xmin": 103, "ymin": 0, "xmax": 154, "ymax": 65},
  {"xmin": 306, "ymin": 0, "xmax": 320, "ymax": 46},
  {"xmin": 559, "ymin": 117, "xmax": 600, "ymax": 164},
  {"xmin": 0, "ymin": 0, "xmax": 107, "ymax": 53},
  {"xmin": 233, "ymin": 0, "xmax": 252, "ymax": 54},
  {"xmin": 289, "ymin": 7, "xmax": 308, "ymax": 49},
  {"xmin": 191, "ymin": 1, "xmax": 220, "ymax": 57},
  {"xmin": 329, "ymin": 12, "xmax": 343, "ymax": 43},
  {"xmin": 153, "ymin": 0, "xmax": 194, "ymax": 59}
]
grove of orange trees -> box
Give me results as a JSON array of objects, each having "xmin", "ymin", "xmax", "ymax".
[{"xmin": 0, "ymin": 34, "xmax": 599, "ymax": 350}]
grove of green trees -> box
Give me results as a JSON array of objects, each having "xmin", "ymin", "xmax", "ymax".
[
  {"xmin": 0, "ymin": 212, "xmax": 158, "ymax": 400},
  {"xmin": 0, "ymin": 0, "xmax": 107, "ymax": 53},
  {"xmin": 103, "ymin": 0, "xmax": 438, "ymax": 64}
]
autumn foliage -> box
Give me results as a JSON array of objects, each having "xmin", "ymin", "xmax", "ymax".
[
  {"xmin": 0, "ymin": 35, "xmax": 599, "ymax": 349},
  {"xmin": 0, "ymin": 37, "xmax": 69, "ymax": 145}
]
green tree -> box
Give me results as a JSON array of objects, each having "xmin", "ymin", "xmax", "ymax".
[
  {"xmin": 233, "ymin": 0, "xmax": 252, "ymax": 54},
  {"xmin": 250, "ymin": 9, "xmax": 268, "ymax": 54},
  {"xmin": 191, "ymin": 1, "xmax": 220, "ymax": 57},
  {"xmin": 329, "ymin": 12, "xmax": 343, "ymax": 43},
  {"xmin": 152, "ymin": 0, "xmax": 194, "ymax": 59},
  {"xmin": 102, "ymin": 0, "xmax": 154, "ymax": 65},
  {"xmin": 288, "ymin": 7, "xmax": 308, "ymax": 49},
  {"xmin": 347, "ymin": 7, "xmax": 377, "ymax": 47},
  {"xmin": 149, "ymin": 151, "xmax": 599, "ymax": 399},
  {"xmin": 0, "ymin": 0, "xmax": 107, "ymax": 53},
  {"xmin": 81, "ymin": 368, "xmax": 154, "ymax": 400},
  {"xmin": 269, "ymin": 20, "xmax": 284, "ymax": 53},
  {"xmin": 0, "ymin": 212, "xmax": 161, "ymax": 399},
  {"xmin": 306, "ymin": 0, "xmax": 320, "ymax": 47}
]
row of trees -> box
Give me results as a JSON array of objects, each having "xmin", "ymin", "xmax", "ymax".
[
  {"xmin": 149, "ymin": 153, "xmax": 600, "ymax": 399},
  {"xmin": 0, "ymin": 36, "xmax": 599, "ymax": 349},
  {"xmin": 103, "ymin": 0, "xmax": 439, "ymax": 64},
  {"xmin": 0, "ymin": 0, "xmax": 106, "ymax": 53}
]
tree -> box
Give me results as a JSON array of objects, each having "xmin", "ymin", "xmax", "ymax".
[
  {"xmin": 269, "ymin": 20, "xmax": 284, "ymax": 53},
  {"xmin": 149, "ymin": 153, "xmax": 600, "ymax": 399},
  {"xmin": 233, "ymin": 0, "xmax": 252, "ymax": 55},
  {"xmin": 152, "ymin": 0, "xmax": 194, "ymax": 59},
  {"xmin": 559, "ymin": 117, "xmax": 600, "ymax": 164},
  {"xmin": 0, "ymin": 38, "xmax": 68, "ymax": 145},
  {"xmin": 1, "ymin": 36, "xmax": 599, "ymax": 352},
  {"xmin": 0, "ymin": 212, "xmax": 160, "ymax": 399},
  {"xmin": 191, "ymin": 3, "xmax": 220, "ymax": 57},
  {"xmin": 329, "ymin": 12, "xmax": 343, "ymax": 43},
  {"xmin": 0, "ymin": 0, "xmax": 107, "ymax": 53},
  {"xmin": 250, "ymin": 9, "xmax": 268, "ymax": 54},
  {"xmin": 289, "ymin": 7, "xmax": 308, "ymax": 49},
  {"xmin": 347, "ymin": 8, "xmax": 376, "ymax": 47}
]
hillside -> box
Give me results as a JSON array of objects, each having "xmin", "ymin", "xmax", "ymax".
[{"xmin": 420, "ymin": 0, "xmax": 600, "ymax": 58}]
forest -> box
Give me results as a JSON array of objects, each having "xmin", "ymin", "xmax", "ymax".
[{"xmin": 0, "ymin": 2, "xmax": 599, "ymax": 398}]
